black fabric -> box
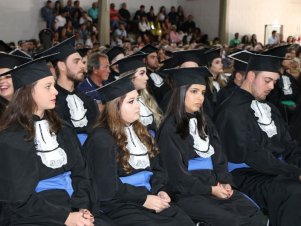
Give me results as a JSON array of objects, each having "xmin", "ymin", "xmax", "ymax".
[
  {"xmin": 0, "ymin": 120, "xmax": 92, "ymax": 225},
  {"xmin": 247, "ymin": 54, "xmax": 282, "ymax": 73},
  {"xmin": 0, "ymin": 52, "xmax": 30, "ymax": 69},
  {"xmin": 0, "ymin": 96, "xmax": 8, "ymax": 118},
  {"xmin": 216, "ymin": 80, "xmax": 239, "ymax": 107},
  {"xmin": 114, "ymin": 53, "xmax": 147, "ymax": 75},
  {"xmin": 214, "ymin": 87, "xmax": 301, "ymax": 225},
  {"xmin": 55, "ymin": 84, "xmax": 99, "ymax": 133},
  {"xmin": 104, "ymin": 46, "xmax": 124, "ymax": 63},
  {"xmin": 84, "ymin": 126, "xmax": 194, "ymax": 226},
  {"xmin": 157, "ymin": 114, "xmax": 264, "ymax": 225}
]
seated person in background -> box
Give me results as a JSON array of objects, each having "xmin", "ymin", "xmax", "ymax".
[
  {"xmin": 157, "ymin": 67, "xmax": 266, "ymax": 226},
  {"xmin": 215, "ymin": 52, "xmax": 301, "ymax": 226},
  {"xmin": 84, "ymin": 75, "xmax": 195, "ymax": 226}
]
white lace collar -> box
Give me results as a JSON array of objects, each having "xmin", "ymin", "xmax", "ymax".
[
  {"xmin": 250, "ymin": 100, "xmax": 277, "ymax": 138},
  {"xmin": 282, "ymin": 75, "xmax": 293, "ymax": 95},
  {"xmin": 34, "ymin": 120, "xmax": 67, "ymax": 169},
  {"xmin": 66, "ymin": 94, "xmax": 88, "ymax": 128},
  {"xmin": 189, "ymin": 118, "xmax": 214, "ymax": 158},
  {"xmin": 138, "ymin": 97, "xmax": 154, "ymax": 126},
  {"xmin": 149, "ymin": 72, "xmax": 164, "ymax": 87},
  {"xmin": 125, "ymin": 125, "xmax": 150, "ymax": 169}
]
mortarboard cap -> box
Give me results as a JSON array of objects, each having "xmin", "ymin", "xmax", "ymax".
[
  {"xmin": 9, "ymin": 49, "xmax": 32, "ymax": 59},
  {"xmin": 97, "ymin": 74, "xmax": 135, "ymax": 103},
  {"xmin": 263, "ymin": 44, "xmax": 291, "ymax": 58},
  {"xmin": 163, "ymin": 66, "xmax": 212, "ymax": 87},
  {"xmin": 204, "ymin": 48, "xmax": 221, "ymax": 64},
  {"xmin": 227, "ymin": 50, "xmax": 252, "ymax": 72},
  {"xmin": 0, "ymin": 40, "xmax": 13, "ymax": 53},
  {"xmin": 139, "ymin": 44, "xmax": 158, "ymax": 55},
  {"xmin": 34, "ymin": 36, "xmax": 76, "ymax": 62},
  {"xmin": 77, "ymin": 47, "xmax": 91, "ymax": 58},
  {"xmin": 113, "ymin": 53, "xmax": 147, "ymax": 75},
  {"xmin": 0, "ymin": 53, "xmax": 58, "ymax": 90},
  {"xmin": 0, "ymin": 53, "xmax": 31, "ymax": 69},
  {"xmin": 172, "ymin": 48, "xmax": 209, "ymax": 66},
  {"xmin": 104, "ymin": 46, "xmax": 125, "ymax": 63},
  {"xmin": 247, "ymin": 53, "xmax": 283, "ymax": 73}
]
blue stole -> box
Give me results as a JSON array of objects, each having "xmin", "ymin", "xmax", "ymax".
[
  {"xmin": 77, "ymin": 133, "xmax": 88, "ymax": 146},
  {"xmin": 35, "ymin": 171, "xmax": 74, "ymax": 197},
  {"xmin": 188, "ymin": 157, "xmax": 214, "ymax": 171},
  {"xmin": 120, "ymin": 170, "xmax": 153, "ymax": 191}
]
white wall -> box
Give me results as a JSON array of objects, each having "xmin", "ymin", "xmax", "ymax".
[
  {"xmin": 226, "ymin": 0, "xmax": 301, "ymax": 44},
  {"xmin": 177, "ymin": 0, "xmax": 220, "ymax": 40}
]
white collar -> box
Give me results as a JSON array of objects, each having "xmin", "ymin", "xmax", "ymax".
[
  {"xmin": 66, "ymin": 94, "xmax": 88, "ymax": 128},
  {"xmin": 138, "ymin": 97, "xmax": 154, "ymax": 126},
  {"xmin": 34, "ymin": 120, "xmax": 67, "ymax": 169}
]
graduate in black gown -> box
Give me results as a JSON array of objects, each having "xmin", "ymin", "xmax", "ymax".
[
  {"xmin": 34, "ymin": 37, "xmax": 99, "ymax": 136},
  {"xmin": 265, "ymin": 45, "xmax": 301, "ymax": 122},
  {"xmin": 140, "ymin": 44, "xmax": 171, "ymax": 104},
  {"xmin": 83, "ymin": 75, "xmax": 195, "ymax": 226},
  {"xmin": 157, "ymin": 67, "xmax": 265, "ymax": 226},
  {"xmin": 216, "ymin": 50, "xmax": 249, "ymax": 107},
  {"xmin": 0, "ymin": 55, "xmax": 97, "ymax": 226},
  {"xmin": 114, "ymin": 53, "xmax": 162, "ymax": 136},
  {"xmin": 215, "ymin": 53, "xmax": 301, "ymax": 226}
]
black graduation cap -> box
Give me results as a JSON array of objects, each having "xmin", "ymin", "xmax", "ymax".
[
  {"xmin": 204, "ymin": 48, "xmax": 221, "ymax": 64},
  {"xmin": 0, "ymin": 53, "xmax": 58, "ymax": 90},
  {"xmin": 247, "ymin": 53, "xmax": 283, "ymax": 73},
  {"xmin": 139, "ymin": 44, "xmax": 158, "ymax": 55},
  {"xmin": 34, "ymin": 36, "xmax": 76, "ymax": 62},
  {"xmin": 227, "ymin": 50, "xmax": 252, "ymax": 72},
  {"xmin": 77, "ymin": 47, "xmax": 91, "ymax": 58},
  {"xmin": 104, "ymin": 46, "xmax": 125, "ymax": 63},
  {"xmin": 172, "ymin": 48, "xmax": 209, "ymax": 66},
  {"xmin": 0, "ymin": 53, "xmax": 31, "ymax": 69},
  {"xmin": 9, "ymin": 49, "xmax": 32, "ymax": 59},
  {"xmin": 159, "ymin": 57, "xmax": 177, "ymax": 70},
  {"xmin": 163, "ymin": 66, "xmax": 212, "ymax": 87},
  {"xmin": 97, "ymin": 74, "xmax": 135, "ymax": 103},
  {"xmin": 113, "ymin": 53, "xmax": 147, "ymax": 75},
  {"xmin": 0, "ymin": 40, "xmax": 13, "ymax": 53},
  {"xmin": 263, "ymin": 44, "xmax": 291, "ymax": 58}
]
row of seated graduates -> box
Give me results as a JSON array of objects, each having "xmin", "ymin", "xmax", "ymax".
[{"xmin": 1, "ymin": 35, "xmax": 301, "ymax": 225}]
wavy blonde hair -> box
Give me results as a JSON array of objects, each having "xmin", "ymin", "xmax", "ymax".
[{"xmin": 95, "ymin": 94, "xmax": 159, "ymax": 174}]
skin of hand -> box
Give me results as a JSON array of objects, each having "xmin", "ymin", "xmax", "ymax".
[
  {"xmin": 143, "ymin": 194, "xmax": 170, "ymax": 213},
  {"xmin": 64, "ymin": 211, "xmax": 94, "ymax": 226},
  {"xmin": 220, "ymin": 183, "xmax": 234, "ymax": 198},
  {"xmin": 211, "ymin": 183, "xmax": 229, "ymax": 199},
  {"xmin": 157, "ymin": 191, "xmax": 171, "ymax": 203}
]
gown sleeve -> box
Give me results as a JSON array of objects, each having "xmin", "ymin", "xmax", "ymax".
[
  {"xmin": 84, "ymin": 128, "xmax": 149, "ymax": 206},
  {"xmin": 215, "ymin": 107, "xmax": 301, "ymax": 179},
  {"xmin": 157, "ymin": 120, "xmax": 212, "ymax": 196},
  {"xmin": 0, "ymin": 130, "xmax": 70, "ymax": 224}
]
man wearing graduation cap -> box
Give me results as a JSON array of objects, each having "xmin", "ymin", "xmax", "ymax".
[
  {"xmin": 139, "ymin": 44, "xmax": 170, "ymax": 104},
  {"xmin": 35, "ymin": 36, "xmax": 99, "ymax": 134},
  {"xmin": 215, "ymin": 53, "xmax": 301, "ymax": 226}
]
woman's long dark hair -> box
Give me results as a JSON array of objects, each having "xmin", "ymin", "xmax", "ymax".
[
  {"xmin": 0, "ymin": 83, "xmax": 62, "ymax": 140},
  {"xmin": 164, "ymin": 84, "xmax": 207, "ymax": 139}
]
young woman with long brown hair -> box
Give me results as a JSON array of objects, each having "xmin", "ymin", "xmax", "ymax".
[{"xmin": 83, "ymin": 75, "xmax": 194, "ymax": 226}]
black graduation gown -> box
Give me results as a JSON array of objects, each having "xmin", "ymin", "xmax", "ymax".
[
  {"xmin": 83, "ymin": 126, "xmax": 195, "ymax": 226},
  {"xmin": 216, "ymin": 80, "xmax": 238, "ymax": 107},
  {"xmin": 267, "ymin": 71, "xmax": 301, "ymax": 121},
  {"xmin": 146, "ymin": 69, "xmax": 171, "ymax": 105},
  {"xmin": 157, "ymin": 114, "xmax": 265, "ymax": 226},
  {"xmin": 0, "ymin": 119, "xmax": 91, "ymax": 225},
  {"xmin": 55, "ymin": 84, "xmax": 99, "ymax": 133},
  {"xmin": 204, "ymin": 82, "xmax": 218, "ymax": 119},
  {"xmin": 290, "ymin": 99, "xmax": 301, "ymax": 146},
  {"xmin": 215, "ymin": 88, "xmax": 301, "ymax": 226}
]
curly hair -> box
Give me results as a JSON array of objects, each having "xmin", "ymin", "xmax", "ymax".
[{"xmin": 95, "ymin": 94, "xmax": 159, "ymax": 174}]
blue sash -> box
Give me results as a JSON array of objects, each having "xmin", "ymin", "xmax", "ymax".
[
  {"xmin": 228, "ymin": 156, "xmax": 284, "ymax": 172},
  {"xmin": 77, "ymin": 133, "xmax": 88, "ymax": 146},
  {"xmin": 120, "ymin": 171, "xmax": 153, "ymax": 191},
  {"xmin": 188, "ymin": 157, "xmax": 213, "ymax": 171},
  {"xmin": 148, "ymin": 130, "xmax": 155, "ymax": 138},
  {"xmin": 35, "ymin": 171, "xmax": 74, "ymax": 197}
]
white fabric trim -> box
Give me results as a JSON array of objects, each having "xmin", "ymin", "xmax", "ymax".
[
  {"xmin": 138, "ymin": 97, "xmax": 154, "ymax": 126},
  {"xmin": 125, "ymin": 125, "xmax": 150, "ymax": 169},
  {"xmin": 149, "ymin": 72, "xmax": 164, "ymax": 87},
  {"xmin": 282, "ymin": 75, "xmax": 293, "ymax": 95},
  {"xmin": 34, "ymin": 120, "xmax": 67, "ymax": 169},
  {"xmin": 189, "ymin": 118, "xmax": 214, "ymax": 158},
  {"xmin": 66, "ymin": 94, "xmax": 88, "ymax": 128},
  {"xmin": 250, "ymin": 100, "xmax": 277, "ymax": 138}
]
